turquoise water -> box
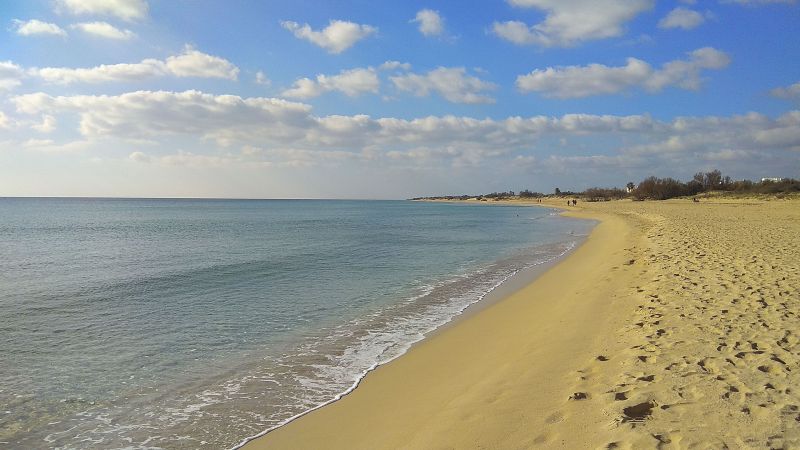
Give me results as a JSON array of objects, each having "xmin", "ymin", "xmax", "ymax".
[{"xmin": 0, "ymin": 199, "xmax": 594, "ymax": 449}]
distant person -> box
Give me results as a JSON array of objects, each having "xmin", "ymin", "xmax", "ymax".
[{"xmin": 572, "ymin": 199, "xmax": 577, "ymax": 206}]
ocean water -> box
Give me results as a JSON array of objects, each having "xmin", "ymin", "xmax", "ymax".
[{"xmin": 0, "ymin": 198, "xmax": 594, "ymax": 449}]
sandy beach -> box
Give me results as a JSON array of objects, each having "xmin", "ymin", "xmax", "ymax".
[{"xmin": 244, "ymin": 198, "xmax": 800, "ymax": 449}]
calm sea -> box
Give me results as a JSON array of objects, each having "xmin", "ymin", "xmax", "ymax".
[{"xmin": 0, "ymin": 198, "xmax": 594, "ymax": 449}]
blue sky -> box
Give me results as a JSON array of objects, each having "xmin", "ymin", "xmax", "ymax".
[{"xmin": 1, "ymin": 0, "xmax": 798, "ymax": 198}]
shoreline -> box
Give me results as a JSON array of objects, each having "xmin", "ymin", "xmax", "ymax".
[
  {"xmin": 233, "ymin": 202, "xmax": 594, "ymax": 449},
  {"xmin": 243, "ymin": 197, "xmax": 800, "ymax": 448},
  {"xmin": 243, "ymin": 201, "xmax": 635, "ymax": 449}
]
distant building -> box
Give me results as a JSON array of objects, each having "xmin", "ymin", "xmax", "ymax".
[{"xmin": 761, "ymin": 177, "xmax": 785, "ymax": 182}]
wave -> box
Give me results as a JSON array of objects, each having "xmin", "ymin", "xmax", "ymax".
[{"xmin": 230, "ymin": 238, "xmax": 581, "ymax": 449}]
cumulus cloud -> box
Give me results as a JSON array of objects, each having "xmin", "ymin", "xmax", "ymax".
[
  {"xmin": 164, "ymin": 47, "xmax": 239, "ymax": 79},
  {"xmin": 0, "ymin": 111, "xmax": 10, "ymax": 129},
  {"xmin": 255, "ymin": 71, "xmax": 271, "ymax": 86},
  {"xmin": 0, "ymin": 111, "xmax": 11, "ymax": 129},
  {"xmin": 128, "ymin": 150, "xmax": 150, "ymax": 162},
  {"xmin": 282, "ymin": 68, "xmax": 379, "ymax": 99},
  {"xmin": 33, "ymin": 46, "xmax": 239, "ymax": 84},
  {"xmin": 411, "ymin": 9, "xmax": 444, "ymax": 36},
  {"xmin": 32, "ymin": 115, "xmax": 57, "ymax": 133},
  {"xmin": 12, "ymin": 19, "xmax": 67, "ymax": 37},
  {"xmin": 771, "ymin": 81, "xmax": 800, "ymax": 104},
  {"xmin": 12, "ymin": 90, "xmax": 315, "ymax": 146},
  {"xmin": 493, "ymin": 0, "xmax": 653, "ymax": 47},
  {"xmin": 280, "ymin": 20, "xmax": 377, "ymax": 54},
  {"xmin": 0, "ymin": 61, "xmax": 24, "ymax": 91},
  {"xmin": 36, "ymin": 60, "xmax": 162, "ymax": 84},
  {"xmin": 379, "ymin": 61, "xmax": 411, "ymax": 71},
  {"xmin": 658, "ymin": 7, "xmax": 706, "ymax": 29},
  {"xmin": 390, "ymin": 67, "xmax": 496, "ymax": 104},
  {"xmin": 516, "ymin": 47, "xmax": 731, "ymax": 98},
  {"xmin": 71, "ymin": 21, "xmax": 135, "ymax": 39},
  {"xmin": 55, "ymin": 0, "xmax": 149, "ymax": 21},
  {"xmin": 9, "ymin": 90, "xmax": 799, "ymax": 171}
]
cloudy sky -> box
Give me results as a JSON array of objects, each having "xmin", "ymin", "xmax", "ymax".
[{"xmin": 1, "ymin": 0, "xmax": 798, "ymax": 198}]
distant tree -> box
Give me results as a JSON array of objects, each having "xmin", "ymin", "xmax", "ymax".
[
  {"xmin": 583, "ymin": 187, "xmax": 627, "ymax": 201},
  {"xmin": 635, "ymin": 176, "xmax": 692, "ymax": 200},
  {"xmin": 686, "ymin": 179, "xmax": 703, "ymax": 195},
  {"xmin": 705, "ymin": 170, "xmax": 722, "ymax": 190}
]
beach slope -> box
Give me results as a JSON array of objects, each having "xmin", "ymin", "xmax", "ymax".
[
  {"xmin": 245, "ymin": 198, "xmax": 800, "ymax": 448},
  {"xmin": 245, "ymin": 208, "xmax": 645, "ymax": 449}
]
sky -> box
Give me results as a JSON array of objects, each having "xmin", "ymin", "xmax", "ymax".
[{"xmin": 1, "ymin": 0, "xmax": 799, "ymax": 198}]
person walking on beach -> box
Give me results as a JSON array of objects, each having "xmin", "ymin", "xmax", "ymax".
[{"xmin": 572, "ymin": 199, "xmax": 577, "ymax": 206}]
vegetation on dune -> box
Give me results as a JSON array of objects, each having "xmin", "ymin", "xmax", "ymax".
[
  {"xmin": 629, "ymin": 170, "xmax": 799, "ymax": 201},
  {"xmin": 411, "ymin": 169, "xmax": 800, "ymax": 201}
]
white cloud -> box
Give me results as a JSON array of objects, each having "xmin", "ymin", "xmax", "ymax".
[
  {"xmin": 164, "ymin": 46, "xmax": 239, "ymax": 80},
  {"xmin": 0, "ymin": 61, "xmax": 24, "ymax": 91},
  {"xmin": 19, "ymin": 138, "xmax": 92, "ymax": 153},
  {"xmin": 0, "ymin": 112, "xmax": 10, "ymax": 129},
  {"xmin": 516, "ymin": 47, "xmax": 731, "ymax": 98},
  {"xmin": 281, "ymin": 20, "xmax": 377, "ymax": 54},
  {"xmin": 390, "ymin": 67, "xmax": 496, "ymax": 104},
  {"xmin": 32, "ymin": 114, "xmax": 57, "ymax": 133},
  {"xmin": 71, "ymin": 21, "xmax": 135, "ymax": 39},
  {"xmin": 255, "ymin": 71, "xmax": 271, "ymax": 86},
  {"xmin": 658, "ymin": 8, "xmax": 706, "ymax": 29},
  {"xmin": 282, "ymin": 68, "xmax": 379, "ymax": 99},
  {"xmin": 36, "ymin": 60, "xmax": 163, "ymax": 84},
  {"xmin": 12, "ymin": 19, "xmax": 67, "ymax": 37},
  {"xmin": 10, "ymin": 90, "xmax": 799, "ymax": 171},
  {"xmin": 411, "ymin": 9, "xmax": 444, "ymax": 36},
  {"xmin": 55, "ymin": 0, "xmax": 148, "ymax": 21},
  {"xmin": 379, "ymin": 61, "xmax": 411, "ymax": 71},
  {"xmin": 771, "ymin": 81, "xmax": 800, "ymax": 104},
  {"xmin": 128, "ymin": 151, "xmax": 151, "ymax": 162},
  {"xmin": 12, "ymin": 90, "xmax": 315, "ymax": 146},
  {"xmin": 493, "ymin": 0, "xmax": 653, "ymax": 47},
  {"xmin": 33, "ymin": 46, "xmax": 239, "ymax": 84}
]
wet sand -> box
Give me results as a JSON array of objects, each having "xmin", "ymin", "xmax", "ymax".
[{"xmin": 244, "ymin": 197, "xmax": 800, "ymax": 449}]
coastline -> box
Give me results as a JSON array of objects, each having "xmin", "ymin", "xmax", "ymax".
[
  {"xmin": 243, "ymin": 202, "xmax": 639, "ymax": 449},
  {"xmin": 233, "ymin": 202, "xmax": 595, "ymax": 449},
  {"xmin": 243, "ymin": 197, "xmax": 800, "ymax": 448}
]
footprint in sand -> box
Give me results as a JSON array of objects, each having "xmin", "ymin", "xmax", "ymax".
[{"xmin": 621, "ymin": 401, "xmax": 656, "ymax": 424}]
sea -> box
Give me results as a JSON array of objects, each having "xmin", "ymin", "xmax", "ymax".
[{"xmin": 0, "ymin": 198, "xmax": 595, "ymax": 449}]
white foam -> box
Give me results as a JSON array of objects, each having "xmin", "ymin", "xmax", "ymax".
[{"xmin": 230, "ymin": 239, "xmax": 580, "ymax": 450}]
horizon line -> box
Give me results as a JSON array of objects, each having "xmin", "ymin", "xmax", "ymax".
[{"xmin": 0, "ymin": 196, "xmax": 407, "ymax": 201}]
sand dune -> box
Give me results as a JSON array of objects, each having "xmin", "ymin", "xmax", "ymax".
[{"xmin": 244, "ymin": 198, "xmax": 800, "ymax": 449}]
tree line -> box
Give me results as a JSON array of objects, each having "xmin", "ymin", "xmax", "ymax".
[
  {"xmin": 411, "ymin": 170, "xmax": 799, "ymax": 201},
  {"xmin": 626, "ymin": 170, "xmax": 799, "ymax": 200}
]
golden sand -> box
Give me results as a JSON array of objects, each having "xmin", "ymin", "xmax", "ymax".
[{"xmin": 245, "ymin": 198, "xmax": 800, "ymax": 449}]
